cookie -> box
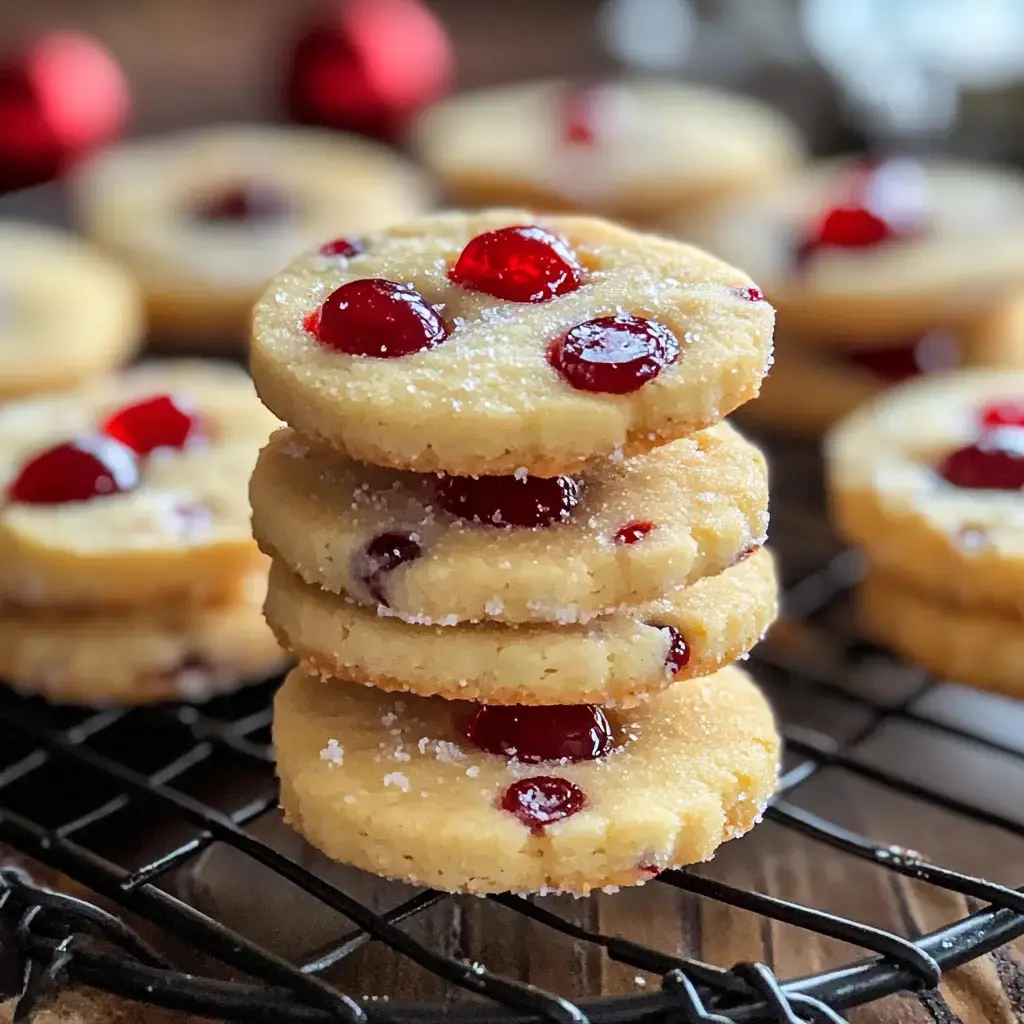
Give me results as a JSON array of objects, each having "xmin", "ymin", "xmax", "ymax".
[
  {"xmin": 73, "ymin": 125, "xmax": 430, "ymax": 339},
  {"xmin": 411, "ymin": 78, "xmax": 803, "ymax": 223},
  {"xmin": 859, "ymin": 569, "xmax": 1024, "ymax": 698},
  {"xmin": 681, "ymin": 157, "xmax": 1024, "ymax": 342},
  {"xmin": 827, "ymin": 370, "xmax": 1024, "ymax": 612},
  {"xmin": 0, "ymin": 221, "xmax": 142, "ymax": 400},
  {"xmin": 250, "ymin": 208, "xmax": 775, "ymax": 477},
  {"xmin": 274, "ymin": 663, "xmax": 778, "ymax": 894},
  {"xmin": 0, "ymin": 571, "xmax": 288, "ymax": 705},
  {"xmin": 250, "ymin": 423, "xmax": 770, "ymax": 625},
  {"xmin": 0, "ymin": 360, "xmax": 279, "ymax": 608},
  {"xmin": 264, "ymin": 546, "xmax": 776, "ymax": 706}
]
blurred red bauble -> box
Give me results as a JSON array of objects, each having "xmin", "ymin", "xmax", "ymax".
[
  {"xmin": 0, "ymin": 31, "xmax": 129, "ymax": 193},
  {"xmin": 285, "ymin": 0, "xmax": 453, "ymax": 141}
]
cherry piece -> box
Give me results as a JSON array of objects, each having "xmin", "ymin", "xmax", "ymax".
[
  {"xmin": 464, "ymin": 704, "xmax": 614, "ymax": 763},
  {"xmin": 8, "ymin": 437, "xmax": 139, "ymax": 505},
  {"xmin": 655, "ymin": 625, "xmax": 690, "ymax": 675},
  {"xmin": 731, "ymin": 543, "xmax": 761, "ymax": 566},
  {"xmin": 314, "ymin": 278, "xmax": 448, "ymax": 358},
  {"xmin": 302, "ymin": 308, "xmax": 322, "ymax": 337},
  {"xmin": 561, "ymin": 82, "xmax": 601, "ymax": 145},
  {"xmin": 356, "ymin": 531, "xmax": 422, "ymax": 605},
  {"xmin": 100, "ymin": 395, "xmax": 206, "ymax": 456},
  {"xmin": 319, "ymin": 237, "xmax": 364, "ymax": 258},
  {"xmin": 733, "ymin": 286, "xmax": 765, "ymax": 302},
  {"xmin": 549, "ymin": 314, "xmax": 680, "ymax": 394},
  {"xmin": 614, "ymin": 520, "xmax": 656, "ymax": 545},
  {"xmin": 638, "ymin": 863, "xmax": 661, "ymax": 877},
  {"xmin": 842, "ymin": 331, "xmax": 959, "ymax": 383},
  {"xmin": 938, "ymin": 430, "xmax": 1024, "ymax": 491},
  {"xmin": 434, "ymin": 473, "xmax": 581, "ymax": 528},
  {"xmin": 191, "ymin": 183, "xmax": 293, "ymax": 223},
  {"xmin": 981, "ymin": 400, "xmax": 1024, "ymax": 429},
  {"xmin": 500, "ymin": 776, "xmax": 586, "ymax": 833},
  {"xmin": 448, "ymin": 226, "xmax": 584, "ymax": 304}
]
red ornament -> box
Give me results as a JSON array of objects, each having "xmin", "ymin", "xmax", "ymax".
[
  {"xmin": 8, "ymin": 437, "xmax": 138, "ymax": 505},
  {"xmin": 284, "ymin": 0, "xmax": 453, "ymax": 141},
  {"xmin": 101, "ymin": 395, "xmax": 206, "ymax": 456},
  {"xmin": 464, "ymin": 704, "xmax": 614, "ymax": 763},
  {"xmin": 434, "ymin": 472, "xmax": 582, "ymax": 528},
  {"xmin": 0, "ymin": 31, "xmax": 128, "ymax": 193}
]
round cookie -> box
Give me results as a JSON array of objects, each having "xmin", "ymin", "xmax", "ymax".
[
  {"xmin": 273, "ymin": 663, "xmax": 779, "ymax": 894},
  {"xmin": 681, "ymin": 157, "xmax": 1024, "ymax": 341},
  {"xmin": 411, "ymin": 78, "xmax": 804, "ymax": 223},
  {"xmin": 0, "ymin": 221, "xmax": 142, "ymax": 400},
  {"xmin": 859, "ymin": 569, "xmax": 1024, "ymax": 698},
  {"xmin": 264, "ymin": 547, "xmax": 777, "ymax": 706},
  {"xmin": 0, "ymin": 571, "xmax": 288, "ymax": 705},
  {"xmin": 250, "ymin": 423, "xmax": 770, "ymax": 625},
  {"xmin": 0, "ymin": 360, "xmax": 279, "ymax": 608},
  {"xmin": 73, "ymin": 125, "xmax": 430, "ymax": 339},
  {"xmin": 250, "ymin": 208, "xmax": 775, "ymax": 477},
  {"xmin": 827, "ymin": 370, "xmax": 1024, "ymax": 613}
]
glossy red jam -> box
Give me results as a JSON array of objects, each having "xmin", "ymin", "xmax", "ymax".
[
  {"xmin": 191, "ymin": 183, "xmax": 293, "ymax": 222},
  {"xmin": 938, "ymin": 430, "xmax": 1024, "ymax": 491},
  {"xmin": 312, "ymin": 279, "xmax": 448, "ymax": 358},
  {"xmin": 658, "ymin": 625, "xmax": 690, "ymax": 675},
  {"xmin": 319, "ymin": 237, "xmax": 364, "ymax": 258},
  {"xmin": 981, "ymin": 401, "xmax": 1024, "ymax": 429},
  {"xmin": 356, "ymin": 531, "xmax": 423, "ymax": 606},
  {"xmin": 500, "ymin": 776, "xmax": 586, "ymax": 833},
  {"xmin": 434, "ymin": 473, "xmax": 581, "ymax": 528},
  {"xmin": 448, "ymin": 225, "xmax": 584, "ymax": 303},
  {"xmin": 614, "ymin": 520, "xmax": 656, "ymax": 545},
  {"xmin": 548, "ymin": 314, "xmax": 680, "ymax": 394},
  {"xmin": 8, "ymin": 437, "xmax": 139, "ymax": 505},
  {"xmin": 100, "ymin": 395, "xmax": 206, "ymax": 456},
  {"xmin": 464, "ymin": 704, "xmax": 614, "ymax": 763},
  {"xmin": 842, "ymin": 331, "xmax": 959, "ymax": 383},
  {"xmin": 733, "ymin": 286, "xmax": 765, "ymax": 302}
]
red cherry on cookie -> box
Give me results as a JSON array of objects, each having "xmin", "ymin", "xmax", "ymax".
[
  {"xmin": 312, "ymin": 278, "xmax": 448, "ymax": 357},
  {"xmin": 614, "ymin": 520, "xmax": 656, "ymax": 545},
  {"xmin": 938, "ymin": 429, "xmax": 1024, "ymax": 491},
  {"xmin": 191, "ymin": 183, "xmax": 293, "ymax": 223},
  {"xmin": 319, "ymin": 237, "xmax": 365, "ymax": 258},
  {"xmin": 434, "ymin": 473, "xmax": 581, "ymax": 528},
  {"xmin": 464, "ymin": 704, "xmax": 614, "ymax": 763},
  {"xmin": 548, "ymin": 314, "xmax": 680, "ymax": 394},
  {"xmin": 356, "ymin": 530, "xmax": 422, "ymax": 605},
  {"xmin": 101, "ymin": 395, "xmax": 206, "ymax": 456},
  {"xmin": 8, "ymin": 437, "xmax": 138, "ymax": 505},
  {"xmin": 500, "ymin": 776, "xmax": 586, "ymax": 833},
  {"xmin": 981, "ymin": 400, "xmax": 1024, "ymax": 429},
  {"xmin": 448, "ymin": 226, "xmax": 584, "ymax": 303},
  {"xmin": 657, "ymin": 625, "xmax": 690, "ymax": 675}
]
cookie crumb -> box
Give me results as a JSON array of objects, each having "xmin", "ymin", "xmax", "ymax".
[
  {"xmin": 383, "ymin": 772, "xmax": 410, "ymax": 792},
  {"xmin": 319, "ymin": 739, "xmax": 344, "ymax": 765}
]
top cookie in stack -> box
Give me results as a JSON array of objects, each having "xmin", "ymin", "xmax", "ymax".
[{"xmin": 250, "ymin": 210, "xmax": 780, "ymax": 894}]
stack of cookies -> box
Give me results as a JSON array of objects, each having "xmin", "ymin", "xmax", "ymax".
[{"xmin": 250, "ymin": 210, "xmax": 781, "ymax": 894}]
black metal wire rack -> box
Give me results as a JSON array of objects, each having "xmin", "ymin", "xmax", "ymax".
[{"xmin": 1, "ymin": 439, "xmax": 1024, "ymax": 1024}]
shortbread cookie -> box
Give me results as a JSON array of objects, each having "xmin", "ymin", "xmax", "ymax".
[
  {"xmin": 250, "ymin": 208, "xmax": 775, "ymax": 476},
  {"xmin": 0, "ymin": 361, "xmax": 278, "ymax": 608},
  {"xmin": 411, "ymin": 78, "xmax": 803, "ymax": 223},
  {"xmin": 265, "ymin": 547, "xmax": 776, "ymax": 705},
  {"xmin": 681, "ymin": 157, "xmax": 1024, "ymax": 341},
  {"xmin": 0, "ymin": 221, "xmax": 142, "ymax": 399},
  {"xmin": 251, "ymin": 423, "xmax": 769, "ymax": 625},
  {"xmin": 0, "ymin": 571, "xmax": 288, "ymax": 705},
  {"xmin": 274, "ymin": 663, "xmax": 778, "ymax": 894},
  {"xmin": 859, "ymin": 569, "xmax": 1024, "ymax": 697},
  {"xmin": 73, "ymin": 125, "xmax": 430, "ymax": 339},
  {"xmin": 827, "ymin": 370, "xmax": 1024, "ymax": 612}
]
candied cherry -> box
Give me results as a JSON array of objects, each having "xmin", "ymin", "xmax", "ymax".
[
  {"xmin": 311, "ymin": 279, "xmax": 448, "ymax": 358},
  {"xmin": 500, "ymin": 776, "xmax": 586, "ymax": 833},
  {"xmin": 100, "ymin": 394, "xmax": 206, "ymax": 456},
  {"xmin": 448, "ymin": 225, "xmax": 583, "ymax": 303},
  {"xmin": 614, "ymin": 520, "xmax": 656, "ymax": 545},
  {"xmin": 434, "ymin": 473, "xmax": 581, "ymax": 528},
  {"xmin": 319, "ymin": 237, "xmax": 364, "ymax": 258},
  {"xmin": 464, "ymin": 704, "xmax": 614, "ymax": 763},
  {"xmin": 356, "ymin": 531, "xmax": 422, "ymax": 606},
  {"xmin": 190, "ymin": 182, "xmax": 293, "ymax": 223},
  {"xmin": 938, "ymin": 429, "xmax": 1024, "ymax": 491},
  {"xmin": 981, "ymin": 400, "xmax": 1024, "ymax": 429},
  {"xmin": 8, "ymin": 437, "xmax": 139, "ymax": 505},
  {"xmin": 549, "ymin": 314, "xmax": 680, "ymax": 394},
  {"xmin": 654, "ymin": 625, "xmax": 690, "ymax": 675}
]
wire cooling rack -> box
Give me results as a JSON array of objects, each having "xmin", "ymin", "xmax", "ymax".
[{"xmin": 1, "ymin": 438, "xmax": 1024, "ymax": 1023}]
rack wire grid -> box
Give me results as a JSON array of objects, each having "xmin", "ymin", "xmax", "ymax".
[{"xmin": 1, "ymin": 435, "xmax": 1023, "ymax": 1024}]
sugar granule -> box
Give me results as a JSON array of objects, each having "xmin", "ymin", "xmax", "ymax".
[
  {"xmin": 383, "ymin": 772, "xmax": 410, "ymax": 792},
  {"xmin": 319, "ymin": 739, "xmax": 344, "ymax": 766}
]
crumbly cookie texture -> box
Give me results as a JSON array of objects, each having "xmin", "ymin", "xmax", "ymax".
[
  {"xmin": 274, "ymin": 664, "xmax": 778, "ymax": 894},
  {"xmin": 859, "ymin": 569, "xmax": 1024, "ymax": 697},
  {"xmin": 0, "ymin": 361, "xmax": 279, "ymax": 608},
  {"xmin": 73, "ymin": 124, "xmax": 430, "ymax": 337},
  {"xmin": 250, "ymin": 208, "xmax": 775, "ymax": 477},
  {"xmin": 251, "ymin": 423, "xmax": 769, "ymax": 625},
  {"xmin": 0, "ymin": 571, "xmax": 288, "ymax": 705},
  {"xmin": 411, "ymin": 78, "xmax": 803, "ymax": 222},
  {"xmin": 827, "ymin": 370, "xmax": 1024, "ymax": 612},
  {"xmin": 681, "ymin": 157, "xmax": 1024, "ymax": 341},
  {"xmin": 265, "ymin": 547, "xmax": 776, "ymax": 706},
  {"xmin": 0, "ymin": 221, "xmax": 142, "ymax": 400}
]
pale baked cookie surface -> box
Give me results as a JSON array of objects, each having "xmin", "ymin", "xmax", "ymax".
[
  {"xmin": 827, "ymin": 370, "xmax": 1024, "ymax": 612},
  {"xmin": 265, "ymin": 547, "xmax": 776, "ymax": 706},
  {"xmin": 274, "ymin": 664, "xmax": 779, "ymax": 894},
  {"xmin": 0, "ymin": 361, "xmax": 279, "ymax": 607},
  {"xmin": 251, "ymin": 423, "xmax": 770, "ymax": 625},
  {"xmin": 411, "ymin": 78, "xmax": 803, "ymax": 222},
  {"xmin": 0, "ymin": 222, "xmax": 142, "ymax": 399},
  {"xmin": 250, "ymin": 209, "xmax": 775, "ymax": 476},
  {"xmin": 73, "ymin": 125, "xmax": 430, "ymax": 336}
]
